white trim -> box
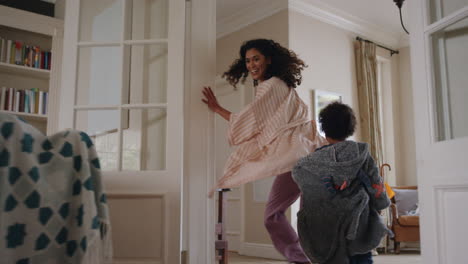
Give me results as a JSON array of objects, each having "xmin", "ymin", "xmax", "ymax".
[
  {"xmin": 0, "ymin": 62, "xmax": 50, "ymax": 79},
  {"xmin": 107, "ymin": 192, "xmax": 167, "ymax": 264},
  {"xmin": 48, "ymin": 27, "xmax": 64, "ymax": 134},
  {"xmin": 74, "ymin": 103, "xmax": 168, "ymax": 110},
  {"xmin": 185, "ymin": 0, "xmax": 217, "ymax": 263},
  {"xmin": 289, "ymin": 0, "xmax": 404, "ymax": 49},
  {"xmin": 433, "ymin": 33, "xmax": 452, "ymax": 140},
  {"xmin": 425, "ymin": 6, "xmax": 468, "ymax": 34},
  {"xmin": 182, "ymin": 1, "xmax": 191, "ymax": 257},
  {"xmin": 0, "ymin": 5, "xmax": 63, "ymax": 36},
  {"xmin": 0, "ymin": 110, "xmax": 47, "ymax": 120},
  {"xmin": 77, "ymin": 39, "xmax": 169, "ymax": 47},
  {"xmin": 434, "ymin": 185, "xmax": 468, "ymax": 264},
  {"xmin": 205, "ymin": 2, "xmax": 217, "ymax": 262},
  {"xmin": 216, "ymin": 0, "xmax": 408, "ymax": 48},
  {"xmin": 216, "ymin": 0, "xmax": 288, "ymax": 39},
  {"xmin": 226, "ymin": 231, "xmax": 241, "ymax": 236},
  {"xmin": 434, "ymin": 186, "xmax": 446, "ymax": 264},
  {"xmin": 122, "ymin": 39, "xmax": 168, "ymax": 45},
  {"xmin": 423, "ymin": 22, "xmax": 439, "ymax": 144},
  {"xmin": 58, "ymin": 0, "xmax": 79, "ymax": 130},
  {"xmin": 112, "ymin": 260, "xmax": 162, "ymax": 264},
  {"xmin": 239, "ymin": 242, "xmax": 286, "ymax": 260},
  {"xmin": 77, "ymin": 42, "xmax": 121, "ymax": 47}
]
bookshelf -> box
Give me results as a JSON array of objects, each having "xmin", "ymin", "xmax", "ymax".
[
  {"xmin": 0, "ymin": 110, "xmax": 47, "ymax": 121},
  {"xmin": 0, "ymin": 62, "xmax": 50, "ymax": 79},
  {"xmin": 0, "ymin": 5, "xmax": 63, "ymax": 135}
]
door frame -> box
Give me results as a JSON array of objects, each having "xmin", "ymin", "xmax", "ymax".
[{"xmin": 184, "ymin": 0, "xmax": 217, "ymax": 263}]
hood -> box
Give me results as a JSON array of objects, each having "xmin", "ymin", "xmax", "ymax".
[{"xmin": 296, "ymin": 141, "xmax": 369, "ymax": 185}]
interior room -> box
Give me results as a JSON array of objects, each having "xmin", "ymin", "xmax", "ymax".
[
  {"xmin": 215, "ymin": 0, "xmax": 420, "ymax": 263},
  {"xmin": 0, "ymin": 0, "xmax": 467, "ymax": 264}
]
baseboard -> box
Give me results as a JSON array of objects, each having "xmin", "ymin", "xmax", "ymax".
[
  {"xmin": 111, "ymin": 259, "xmax": 162, "ymax": 264},
  {"xmin": 239, "ymin": 242, "xmax": 286, "ymax": 260}
]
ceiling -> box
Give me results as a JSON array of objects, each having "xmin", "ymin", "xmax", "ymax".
[
  {"xmin": 44, "ymin": 0, "xmax": 410, "ymax": 35},
  {"xmin": 217, "ymin": 0, "xmax": 410, "ymax": 36},
  {"xmin": 42, "ymin": 0, "xmax": 410, "ymax": 43}
]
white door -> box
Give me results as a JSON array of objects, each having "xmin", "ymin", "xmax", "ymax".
[
  {"xmin": 409, "ymin": 0, "xmax": 468, "ymax": 263},
  {"xmin": 59, "ymin": 0, "xmax": 185, "ymax": 263}
]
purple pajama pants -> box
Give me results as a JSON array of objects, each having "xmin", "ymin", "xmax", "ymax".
[{"xmin": 264, "ymin": 171, "xmax": 310, "ymax": 263}]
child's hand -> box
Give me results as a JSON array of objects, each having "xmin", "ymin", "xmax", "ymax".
[
  {"xmin": 322, "ymin": 177, "xmax": 348, "ymax": 194},
  {"xmin": 339, "ymin": 180, "xmax": 348, "ymax": 190}
]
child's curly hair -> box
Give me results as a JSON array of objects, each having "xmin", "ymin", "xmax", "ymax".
[
  {"xmin": 319, "ymin": 102, "xmax": 357, "ymax": 140},
  {"xmin": 222, "ymin": 39, "xmax": 306, "ymax": 88}
]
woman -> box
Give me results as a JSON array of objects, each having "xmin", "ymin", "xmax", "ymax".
[{"xmin": 202, "ymin": 39, "xmax": 326, "ymax": 264}]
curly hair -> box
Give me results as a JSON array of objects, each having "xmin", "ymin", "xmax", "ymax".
[
  {"xmin": 319, "ymin": 102, "xmax": 357, "ymax": 140},
  {"xmin": 222, "ymin": 39, "xmax": 306, "ymax": 88}
]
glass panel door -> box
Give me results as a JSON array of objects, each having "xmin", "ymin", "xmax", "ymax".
[
  {"xmin": 75, "ymin": 0, "xmax": 169, "ymax": 171},
  {"xmin": 429, "ymin": 0, "xmax": 468, "ymax": 23},
  {"xmin": 61, "ymin": 1, "xmax": 185, "ymax": 262},
  {"xmin": 79, "ymin": 0, "xmax": 123, "ymax": 42},
  {"xmin": 431, "ymin": 16, "xmax": 468, "ymax": 141},
  {"xmin": 427, "ymin": 0, "xmax": 468, "ymax": 142}
]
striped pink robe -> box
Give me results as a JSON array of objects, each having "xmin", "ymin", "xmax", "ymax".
[{"xmin": 214, "ymin": 77, "xmax": 327, "ymax": 191}]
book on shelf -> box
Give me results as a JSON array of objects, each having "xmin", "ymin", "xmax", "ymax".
[
  {"xmin": 24, "ymin": 90, "xmax": 29, "ymax": 113},
  {"xmin": 8, "ymin": 87, "xmax": 13, "ymax": 111},
  {"xmin": 0, "ymin": 87, "xmax": 5, "ymax": 110},
  {"xmin": 14, "ymin": 91, "xmax": 20, "ymax": 112},
  {"xmin": 0, "ymin": 38, "xmax": 6, "ymax": 62},
  {"xmin": 9, "ymin": 41, "xmax": 15, "ymax": 64},
  {"xmin": 5, "ymin": 39, "xmax": 12, "ymax": 64},
  {"xmin": 0, "ymin": 86, "xmax": 48, "ymax": 115},
  {"xmin": 14, "ymin": 41, "xmax": 22, "ymax": 65},
  {"xmin": 43, "ymin": 92, "xmax": 47, "ymax": 114},
  {"xmin": 0, "ymin": 36, "xmax": 52, "ymax": 69},
  {"xmin": 38, "ymin": 91, "xmax": 44, "ymax": 115},
  {"xmin": 18, "ymin": 90, "xmax": 24, "ymax": 112}
]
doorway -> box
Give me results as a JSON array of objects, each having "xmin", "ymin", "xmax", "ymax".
[{"xmin": 214, "ymin": 1, "xmax": 423, "ymax": 263}]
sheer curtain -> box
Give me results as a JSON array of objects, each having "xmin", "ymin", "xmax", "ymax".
[{"xmin": 354, "ymin": 40, "xmax": 384, "ymax": 167}]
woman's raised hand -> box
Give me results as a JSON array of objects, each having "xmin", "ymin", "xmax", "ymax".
[
  {"xmin": 202, "ymin": 86, "xmax": 221, "ymax": 113},
  {"xmin": 202, "ymin": 86, "xmax": 231, "ymax": 121}
]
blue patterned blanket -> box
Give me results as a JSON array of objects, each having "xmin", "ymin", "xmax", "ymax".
[{"xmin": 0, "ymin": 113, "xmax": 112, "ymax": 264}]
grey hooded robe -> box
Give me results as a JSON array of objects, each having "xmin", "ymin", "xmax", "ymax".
[{"xmin": 292, "ymin": 141, "xmax": 390, "ymax": 264}]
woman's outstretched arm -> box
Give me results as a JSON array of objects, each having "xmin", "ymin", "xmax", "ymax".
[{"xmin": 202, "ymin": 86, "xmax": 231, "ymax": 121}]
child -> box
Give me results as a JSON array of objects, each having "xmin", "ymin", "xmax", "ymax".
[{"xmin": 292, "ymin": 102, "xmax": 390, "ymax": 264}]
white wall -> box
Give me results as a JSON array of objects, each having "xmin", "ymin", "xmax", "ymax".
[
  {"xmin": 289, "ymin": 10, "xmax": 417, "ymax": 187},
  {"xmin": 289, "ymin": 10, "xmax": 360, "ymax": 139}
]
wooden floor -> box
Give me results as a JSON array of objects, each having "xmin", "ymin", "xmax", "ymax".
[{"xmin": 229, "ymin": 251, "xmax": 421, "ymax": 264}]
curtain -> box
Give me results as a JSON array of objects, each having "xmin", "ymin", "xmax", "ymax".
[{"xmin": 354, "ymin": 40, "xmax": 384, "ymax": 167}]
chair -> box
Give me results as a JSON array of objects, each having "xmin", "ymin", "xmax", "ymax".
[{"xmin": 389, "ymin": 186, "xmax": 420, "ymax": 254}]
